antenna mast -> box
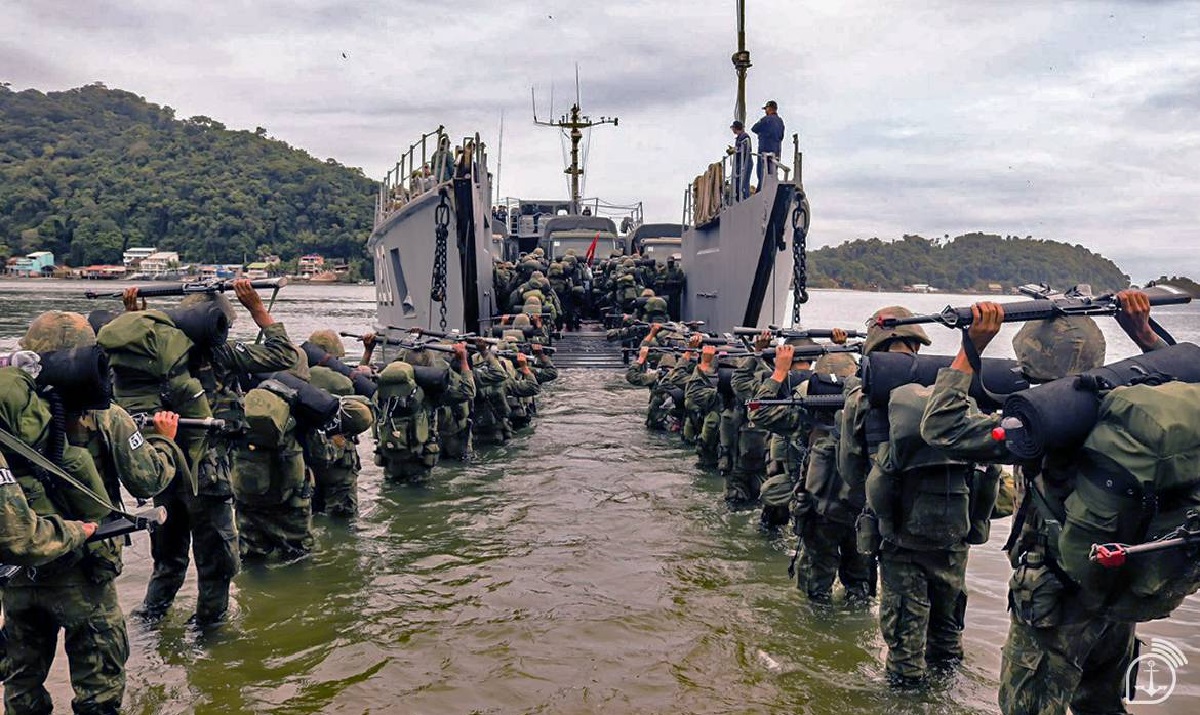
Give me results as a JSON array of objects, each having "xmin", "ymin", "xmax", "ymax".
[
  {"xmin": 533, "ymin": 68, "xmax": 618, "ymax": 215},
  {"xmin": 732, "ymin": 0, "xmax": 752, "ymax": 126},
  {"xmin": 495, "ymin": 110, "xmax": 504, "ymax": 205}
]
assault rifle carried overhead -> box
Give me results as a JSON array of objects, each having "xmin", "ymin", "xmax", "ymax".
[
  {"xmin": 84, "ymin": 277, "xmax": 287, "ymax": 300},
  {"xmin": 873, "ymin": 284, "xmax": 1191, "ymax": 330},
  {"xmin": 731, "ymin": 325, "xmax": 867, "ymax": 340},
  {"xmin": 129, "ymin": 413, "xmax": 230, "ymax": 433},
  {"xmin": 745, "ymin": 394, "xmax": 847, "ymax": 412}
]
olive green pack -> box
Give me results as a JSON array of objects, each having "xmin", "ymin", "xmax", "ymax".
[
  {"xmin": 1059, "ymin": 382, "xmax": 1200, "ymax": 622},
  {"xmin": 866, "ymin": 384, "xmax": 981, "ymax": 550},
  {"xmin": 95, "ymin": 309, "xmax": 212, "ymax": 476},
  {"xmin": 243, "ymin": 380, "xmax": 297, "ymax": 449},
  {"xmin": 373, "ymin": 363, "xmax": 436, "ymax": 465}
]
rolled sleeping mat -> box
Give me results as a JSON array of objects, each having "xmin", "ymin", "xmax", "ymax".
[
  {"xmin": 301, "ymin": 341, "xmax": 376, "ymax": 398},
  {"xmin": 1002, "ymin": 341, "xmax": 1200, "ymax": 461},
  {"xmin": 87, "ymin": 309, "xmax": 121, "ymax": 335},
  {"xmin": 37, "ymin": 345, "xmax": 113, "ymax": 412},
  {"xmin": 862, "ymin": 352, "xmax": 1029, "ymax": 411},
  {"xmin": 166, "ymin": 304, "xmax": 230, "ymax": 349},
  {"xmin": 806, "ymin": 372, "xmax": 851, "ymax": 397},
  {"xmin": 411, "ymin": 363, "xmax": 450, "ymax": 403},
  {"xmin": 256, "ymin": 371, "xmax": 340, "ymax": 429}
]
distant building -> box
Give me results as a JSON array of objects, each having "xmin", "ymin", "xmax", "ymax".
[
  {"xmin": 297, "ymin": 254, "xmax": 325, "ymax": 280},
  {"xmin": 140, "ymin": 251, "xmax": 180, "ymax": 277},
  {"xmin": 83, "ymin": 265, "xmax": 128, "ymax": 280},
  {"xmin": 123, "ymin": 247, "xmax": 157, "ymax": 268},
  {"xmin": 244, "ymin": 261, "xmax": 271, "ymax": 280},
  {"xmin": 199, "ymin": 264, "xmax": 242, "ymax": 281},
  {"xmin": 10, "ymin": 251, "xmax": 55, "ymax": 277}
]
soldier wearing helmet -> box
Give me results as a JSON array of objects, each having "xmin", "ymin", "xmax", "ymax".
[
  {"xmin": 920, "ymin": 290, "xmax": 1164, "ymax": 711},
  {"xmin": 6, "ymin": 311, "xmax": 179, "ymax": 713},
  {"xmin": 125, "ymin": 279, "xmax": 296, "ymax": 627}
]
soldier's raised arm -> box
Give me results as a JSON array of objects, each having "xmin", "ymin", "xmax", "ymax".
[{"xmin": 213, "ymin": 278, "xmax": 295, "ymax": 373}]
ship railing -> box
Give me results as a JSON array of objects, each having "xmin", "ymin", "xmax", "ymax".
[
  {"xmin": 681, "ymin": 148, "xmax": 794, "ymax": 228},
  {"xmin": 376, "ymin": 126, "xmax": 472, "ymax": 226}
]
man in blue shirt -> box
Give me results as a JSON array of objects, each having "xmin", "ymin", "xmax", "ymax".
[
  {"xmin": 730, "ymin": 120, "xmax": 752, "ymax": 201},
  {"xmin": 751, "ymin": 100, "xmax": 785, "ymax": 190}
]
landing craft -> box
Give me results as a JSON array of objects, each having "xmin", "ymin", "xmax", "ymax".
[{"xmin": 367, "ymin": 0, "xmax": 808, "ymax": 357}]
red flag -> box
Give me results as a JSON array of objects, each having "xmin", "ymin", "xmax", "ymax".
[{"xmin": 584, "ymin": 232, "xmax": 599, "ymax": 267}]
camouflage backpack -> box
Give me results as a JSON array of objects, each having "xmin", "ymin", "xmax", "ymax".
[
  {"xmin": 373, "ymin": 362, "xmax": 438, "ymax": 467},
  {"xmin": 1058, "ymin": 382, "xmax": 1200, "ymax": 622},
  {"xmin": 95, "ymin": 310, "xmax": 212, "ymax": 420}
]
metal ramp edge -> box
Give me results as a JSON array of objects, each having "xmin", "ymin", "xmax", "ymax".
[{"xmin": 551, "ymin": 331, "xmax": 628, "ymax": 370}]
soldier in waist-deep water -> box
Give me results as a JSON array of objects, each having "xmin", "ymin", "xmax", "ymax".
[
  {"xmin": 131, "ymin": 279, "xmax": 296, "ymax": 627},
  {"xmin": 4, "ymin": 311, "xmax": 180, "ymax": 714},
  {"xmin": 920, "ymin": 291, "xmax": 1165, "ymax": 713}
]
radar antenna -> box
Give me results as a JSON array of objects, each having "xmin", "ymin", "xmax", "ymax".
[{"xmin": 533, "ymin": 67, "xmax": 618, "ymax": 215}]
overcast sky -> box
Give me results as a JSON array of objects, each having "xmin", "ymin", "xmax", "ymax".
[{"xmin": 3, "ymin": 0, "xmax": 1197, "ymax": 281}]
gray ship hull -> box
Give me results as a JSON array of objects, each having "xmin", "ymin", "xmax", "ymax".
[
  {"xmin": 369, "ymin": 150, "xmax": 496, "ymax": 344},
  {"xmin": 681, "ymin": 173, "xmax": 798, "ymax": 332}
]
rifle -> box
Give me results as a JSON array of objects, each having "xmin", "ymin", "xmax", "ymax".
[
  {"xmin": 731, "ymin": 325, "xmax": 867, "ymax": 339},
  {"xmin": 84, "ymin": 277, "xmax": 287, "ymax": 300},
  {"xmin": 745, "ymin": 394, "xmax": 847, "ymax": 412},
  {"xmin": 874, "ymin": 284, "xmax": 1191, "ymax": 330},
  {"xmin": 478, "ymin": 312, "xmax": 554, "ymax": 323},
  {"xmin": 1090, "ymin": 510, "xmax": 1200, "ymax": 568},
  {"xmin": 129, "ymin": 413, "xmax": 230, "ymax": 432},
  {"xmin": 87, "ymin": 507, "xmax": 168, "ymax": 543}
]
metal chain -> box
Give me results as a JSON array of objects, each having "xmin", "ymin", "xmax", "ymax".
[
  {"xmin": 790, "ymin": 190, "xmax": 810, "ymax": 324},
  {"xmin": 431, "ymin": 190, "xmax": 450, "ymax": 330}
]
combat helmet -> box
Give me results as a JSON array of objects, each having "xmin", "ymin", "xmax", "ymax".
[
  {"xmin": 643, "ymin": 296, "xmax": 670, "ymax": 323},
  {"xmin": 530, "ymin": 270, "xmax": 546, "ymax": 281},
  {"xmin": 814, "ymin": 352, "xmax": 858, "ymax": 378},
  {"xmin": 308, "ymin": 329, "xmax": 346, "ymax": 358},
  {"xmin": 286, "ymin": 344, "xmax": 311, "ymax": 381},
  {"xmin": 863, "ymin": 306, "xmax": 931, "ymax": 354},
  {"xmin": 502, "ymin": 329, "xmax": 525, "ymax": 344},
  {"xmin": 640, "ymin": 288, "xmax": 655, "ymax": 298},
  {"xmin": 21, "ymin": 311, "xmax": 96, "ymax": 352},
  {"xmin": 1012, "ymin": 315, "xmax": 1105, "ymax": 383},
  {"xmin": 523, "ymin": 290, "xmax": 545, "ymax": 304},
  {"xmin": 180, "ymin": 291, "xmax": 238, "ymax": 325},
  {"xmin": 511, "ymin": 313, "xmax": 532, "ymax": 329},
  {"xmin": 548, "ymin": 263, "xmax": 564, "ymax": 277}
]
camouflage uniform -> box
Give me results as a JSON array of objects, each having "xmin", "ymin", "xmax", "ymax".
[
  {"xmin": 303, "ymin": 331, "xmax": 371, "ymax": 515},
  {"xmin": 471, "ymin": 350, "xmax": 539, "ymax": 446},
  {"xmin": 684, "ymin": 362, "xmax": 722, "ymax": 469},
  {"xmin": 920, "ymin": 315, "xmax": 1145, "ymax": 713},
  {"xmin": 0, "ymin": 355, "xmax": 175, "ymax": 715},
  {"xmin": 625, "ymin": 359, "xmax": 670, "ymax": 431},
  {"xmin": 307, "ymin": 366, "xmax": 364, "ymax": 516},
  {"xmin": 142, "ymin": 295, "xmax": 296, "ymax": 624},
  {"xmin": 753, "ymin": 366, "xmax": 872, "ymax": 601}
]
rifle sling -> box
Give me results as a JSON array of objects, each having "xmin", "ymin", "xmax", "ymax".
[{"xmin": 0, "ymin": 426, "xmax": 130, "ymax": 519}]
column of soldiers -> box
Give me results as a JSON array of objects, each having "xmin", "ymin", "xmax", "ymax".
[
  {"xmin": 0, "ymin": 278, "xmax": 559, "ymax": 714},
  {"xmin": 625, "ymin": 289, "xmax": 1200, "ymax": 714},
  {"xmin": 493, "ymin": 248, "xmax": 684, "ymax": 328}
]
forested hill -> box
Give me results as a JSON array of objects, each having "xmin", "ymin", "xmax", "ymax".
[
  {"xmin": 808, "ymin": 233, "xmax": 1130, "ymax": 293},
  {"xmin": 0, "ymin": 83, "xmax": 376, "ymax": 269}
]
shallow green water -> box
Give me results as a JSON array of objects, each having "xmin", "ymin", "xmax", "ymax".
[{"xmin": 3, "ymin": 281, "xmax": 1198, "ymax": 714}]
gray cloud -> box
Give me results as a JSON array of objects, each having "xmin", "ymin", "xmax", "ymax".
[{"xmin": 2, "ymin": 0, "xmax": 1198, "ymax": 281}]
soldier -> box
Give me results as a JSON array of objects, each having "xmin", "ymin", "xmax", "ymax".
[
  {"xmin": 471, "ymin": 340, "xmax": 540, "ymax": 446},
  {"xmin": 684, "ymin": 343, "xmax": 723, "ymax": 471},
  {"xmin": 920, "ymin": 291, "xmax": 1162, "ymax": 713},
  {"xmin": 304, "ymin": 331, "xmax": 371, "ymax": 517},
  {"xmin": 134, "ymin": 279, "xmax": 296, "ymax": 626},
  {"xmin": 638, "ymin": 291, "xmax": 670, "ymax": 325},
  {"xmin": 662, "ymin": 257, "xmax": 685, "ymax": 321},
  {"xmin": 626, "ymin": 343, "xmax": 670, "ymax": 431},
  {"xmin": 4, "ymin": 311, "xmax": 180, "ymax": 714},
  {"xmin": 232, "ymin": 347, "xmax": 322, "ymax": 561}
]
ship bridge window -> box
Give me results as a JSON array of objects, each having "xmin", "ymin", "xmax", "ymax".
[{"xmin": 389, "ymin": 248, "xmax": 416, "ymax": 318}]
